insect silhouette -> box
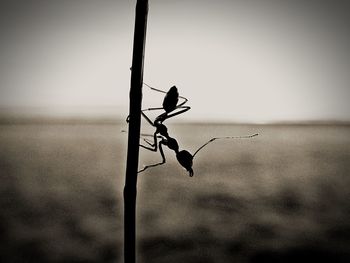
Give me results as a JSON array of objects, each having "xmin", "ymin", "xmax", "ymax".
[
  {"xmin": 125, "ymin": 82, "xmax": 258, "ymax": 176},
  {"xmin": 134, "ymin": 83, "xmax": 192, "ymax": 173},
  {"xmin": 136, "ymin": 84, "xmax": 258, "ymax": 176},
  {"xmin": 127, "ymin": 83, "xmax": 191, "ymax": 157}
]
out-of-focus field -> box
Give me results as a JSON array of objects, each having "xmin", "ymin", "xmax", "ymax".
[{"xmin": 0, "ymin": 122, "xmax": 349, "ymax": 263}]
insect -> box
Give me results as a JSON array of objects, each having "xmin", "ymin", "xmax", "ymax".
[
  {"xmin": 125, "ymin": 83, "xmax": 193, "ymax": 174},
  {"xmin": 126, "ymin": 82, "xmax": 259, "ymax": 176},
  {"xmin": 129, "ymin": 83, "xmax": 190, "ymax": 154},
  {"xmin": 136, "ymin": 84, "xmax": 191, "ymax": 173}
]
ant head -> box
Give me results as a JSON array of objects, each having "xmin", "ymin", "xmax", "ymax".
[
  {"xmin": 156, "ymin": 124, "xmax": 168, "ymax": 137},
  {"xmin": 167, "ymin": 137, "xmax": 179, "ymax": 152},
  {"xmin": 176, "ymin": 150, "xmax": 194, "ymax": 177}
]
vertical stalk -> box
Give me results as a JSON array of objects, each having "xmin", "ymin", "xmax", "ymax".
[{"xmin": 124, "ymin": 1, "xmax": 148, "ymax": 263}]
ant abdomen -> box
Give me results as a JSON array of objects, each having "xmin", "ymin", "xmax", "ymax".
[{"xmin": 163, "ymin": 86, "xmax": 179, "ymax": 113}]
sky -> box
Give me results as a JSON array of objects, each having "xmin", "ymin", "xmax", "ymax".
[{"xmin": 0, "ymin": 0, "xmax": 349, "ymax": 122}]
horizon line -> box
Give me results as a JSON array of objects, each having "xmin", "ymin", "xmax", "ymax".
[
  {"xmin": 0, "ymin": 106, "xmax": 349, "ymax": 125},
  {"xmin": 0, "ymin": 114, "xmax": 349, "ymax": 126}
]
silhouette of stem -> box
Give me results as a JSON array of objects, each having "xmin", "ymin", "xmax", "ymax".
[{"xmin": 124, "ymin": 1, "xmax": 148, "ymax": 263}]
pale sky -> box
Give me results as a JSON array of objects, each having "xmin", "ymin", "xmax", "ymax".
[{"xmin": 0, "ymin": 0, "xmax": 349, "ymax": 122}]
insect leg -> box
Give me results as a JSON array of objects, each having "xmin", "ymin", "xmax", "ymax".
[
  {"xmin": 143, "ymin": 138, "xmax": 154, "ymax": 147},
  {"xmin": 126, "ymin": 108, "xmax": 163, "ymax": 123},
  {"xmin": 177, "ymin": 96, "xmax": 188, "ymax": 107},
  {"xmin": 141, "ymin": 107, "xmax": 164, "ymax": 113},
  {"xmin": 141, "ymin": 111, "xmax": 156, "ymax": 126},
  {"xmin": 122, "ymin": 129, "xmax": 159, "ymax": 139},
  {"xmin": 163, "ymin": 106, "xmax": 191, "ymax": 120},
  {"xmin": 140, "ymin": 132, "xmax": 158, "ymax": 152},
  {"xmin": 138, "ymin": 141, "xmax": 166, "ymax": 173}
]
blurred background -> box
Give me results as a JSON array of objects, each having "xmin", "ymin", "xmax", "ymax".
[{"xmin": 0, "ymin": 0, "xmax": 349, "ymax": 262}]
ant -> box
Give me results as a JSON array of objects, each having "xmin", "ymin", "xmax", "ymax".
[
  {"xmin": 125, "ymin": 82, "xmax": 259, "ymax": 176},
  {"xmin": 126, "ymin": 82, "xmax": 191, "ymax": 165},
  {"xmin": 135, "ymin": 83, "xmax": 192, "ymax": 173}
]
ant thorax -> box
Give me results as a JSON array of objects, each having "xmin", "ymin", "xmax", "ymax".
[{"xmin": 155, "ymin": 123, "xmax": 168, "ymax": 137}]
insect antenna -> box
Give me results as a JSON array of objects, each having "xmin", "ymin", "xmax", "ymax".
[
  {"xmin": 192, "ymin": 133, "xmax": 259, "ymax": 158},
  {"xmin": 143, "ymin": 82, "xmax": 188, "ymax": 103},
  {"xmin": 143, "ymin": 82, "xmax": 167, "ymax": 94}
]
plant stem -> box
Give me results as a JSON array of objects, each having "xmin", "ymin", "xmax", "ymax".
[{"xmin": 124, "ymin": 1, "xmax": 148, "ymax": 263}]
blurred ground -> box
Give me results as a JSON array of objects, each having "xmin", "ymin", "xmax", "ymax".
[{"xmin": 0, "ymin": 121, "xmax": 349, "ymax": 262}]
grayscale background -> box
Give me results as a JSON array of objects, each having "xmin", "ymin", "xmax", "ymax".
[{"xmin": 0, "ymin": 0, "xmax": 349, "ymax": 262}]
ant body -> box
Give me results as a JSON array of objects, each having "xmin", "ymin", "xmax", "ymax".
[
  {"xmin": 126, "ymin": 83, "xmax": 190, "ymax": 150},
  {"xmin": 130, "ymin": 83, "xmax": 190, "ymax": 157},
  {"xmin": 126, "ymin": 82, "xmax": 258, "ymax": 176},
  {"xmin": 136, "ymin": 83, "xmax": 193, "ymax": 174}
]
